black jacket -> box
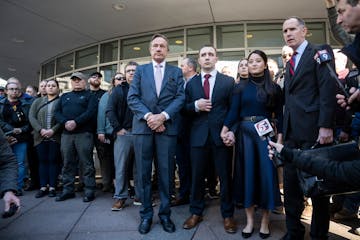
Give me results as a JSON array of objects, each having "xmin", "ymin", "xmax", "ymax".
[
  {"xmin": 281, "ymin": 147, "xmax": 360, "ymax": 188},
  {"xmin": 106, "ymin": 83, "xmax": 133, "ymax": 134},
  {"xmin": 0, "ymin": 128, "xmax": 18, "ymax": 197}
]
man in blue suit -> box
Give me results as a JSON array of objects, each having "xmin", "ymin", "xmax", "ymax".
[
  {"xmin": 127, "ymin": 33, "xmax": 185, "ymax": 234},
  {"xmin": 182, "ymin": 45, "xmax": 236, "ymax": 234}
]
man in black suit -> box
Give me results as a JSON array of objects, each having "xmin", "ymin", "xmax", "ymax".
[
  {"xmin": 281, "ymin": 17, "xmax": 336, "ymax": 240},
  {"xmin": 182, "ymin": 45, "xmax": 236, "ymax": 234},
  {"xmin": 172, "ymin": 57, "xmax": 198, "ymax": 206},
  {"xmin": 127, "ymin": 34, "xmax": 185, "ymax": 234}
]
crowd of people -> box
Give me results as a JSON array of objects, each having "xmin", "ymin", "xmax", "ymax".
[{"xmin": 1, "ymin": 0, "xmax": 360, "ymax": 239}]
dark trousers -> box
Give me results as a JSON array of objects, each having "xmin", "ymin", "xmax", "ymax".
[
  {"xmin": 284, "ymin": 139, "xmax": 330, "ymax": 240},
  {"xmin": 94, "ymin": 137, "xmax": 114, "ymax": 187},
  {"xmin": 176, "ymin": 137, "xmax": 191, "ymax": 199},
  {"xmin": 61, "ymin": 132, "xmax": 96, "ymax": 195},
  {"xmin": 36, "ymin": 140, "xmax": 61, "ymax": 188},
  {"xmin": 27, "ymin": 138, "xmax": 40, "ymax": 187},
  {"xmin": 134, "ymin": 134, "xmax": 176, "ymax": 220},
  {"xmin": 189, "ymin": 136, "xmax": 234, "ymax": 218}
]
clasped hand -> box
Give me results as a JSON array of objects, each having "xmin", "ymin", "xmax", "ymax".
[
  {"xmin": 220, "ymin": 127, "xmax": 235, "ymax": 146},
  {"xmin": 147, "ymin": 114, "xmax": 166, "ymax": 133}
]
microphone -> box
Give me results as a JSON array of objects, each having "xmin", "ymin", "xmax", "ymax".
[
  {"xmin": 254, "ymin": 118, "xmax": 283, "ymax": 167},
  {"xmin": 314, "ymin": 49, "xmax": 350, "ymax": 98}
]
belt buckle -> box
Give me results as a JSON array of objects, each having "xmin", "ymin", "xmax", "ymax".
[{"xmin": 250, "ymin": 116, "xmax": 256, "ymax": 122}]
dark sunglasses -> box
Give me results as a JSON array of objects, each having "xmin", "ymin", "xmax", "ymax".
[{"xmin": 115, "ymin": 77, "xmax": 126, "ymax": 81}]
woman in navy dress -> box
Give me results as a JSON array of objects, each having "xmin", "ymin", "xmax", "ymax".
[{"xmin": 221, "ymin": 50, "xmax": 283, "ymax": 239}]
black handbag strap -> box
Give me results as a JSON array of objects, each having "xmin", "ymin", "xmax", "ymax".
[{"xmin": 35, "ymin": 96, "xmax": 59, "ymax": 116}]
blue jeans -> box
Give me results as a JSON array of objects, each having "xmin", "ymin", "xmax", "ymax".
[
  {"xmin": 36, "ymin": 140, "xmax": 61, "ymax": 188},
  {"xmin": 113, "ymin": 133, "xmax": 135, "ymax": 199},
  {"xmin": 11, "ymin": 142, "xmax": 27, "ymax": 189}
]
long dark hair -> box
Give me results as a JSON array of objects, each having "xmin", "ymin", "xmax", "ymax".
[{"xmin": 247, "ymin": 50, "xmax": 278, "ymax": 108}]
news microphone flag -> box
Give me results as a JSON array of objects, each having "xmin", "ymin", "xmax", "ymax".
[{"xmin": 254, "ymin": 118, "xmax": 274, "ymax": 138}]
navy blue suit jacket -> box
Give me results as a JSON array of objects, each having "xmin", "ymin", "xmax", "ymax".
[
  {"xmin": 185, "ymin": 72, "xmax": 234, "ymax": 147},
  {"xmin": 127, "ymin": 62, "xmax": 185, "ymax": 136}
]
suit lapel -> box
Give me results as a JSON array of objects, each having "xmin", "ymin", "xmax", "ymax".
[
  {"xmin": 288, "ymin": 44, "xmax": 312, "ymax": 89},
  {"xmin": 212, "ymin": 73, "xmax": 221, "ymax": 102},
  {"xmin": 194, "ymin": 75, "xmax": 206, "ymax": 99},
  {"xmin": 160, "ymin": 63, "xmax": 170, "ymax": 93},
  {"xmin": 146, "ymin": 63, "xmax": 157, "ymax": 95}
]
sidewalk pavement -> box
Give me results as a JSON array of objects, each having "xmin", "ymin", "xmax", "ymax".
[{"xmin": 0, "ymin": 190, "xmax": 358, "ymax": 240}]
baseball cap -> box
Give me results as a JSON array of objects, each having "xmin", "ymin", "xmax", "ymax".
[{"xmin": 70, "ymin": 72, "xmax": 86, "ymax": 80}]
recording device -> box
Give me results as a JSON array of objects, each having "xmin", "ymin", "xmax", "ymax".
[
  {"xmin": 254, "ymin": 118, "xmax": 283, "ymax": 167},
  {"xmin": 2, "ymin": 203, "xmax": 19, "ymax": 218},
  {"xmin": 314, "ymin": 48, "xmax": 360, "ymax": 110},
  {"xmin": 314, "ymin": 49, "xmax": 350, "ymax": 98}
]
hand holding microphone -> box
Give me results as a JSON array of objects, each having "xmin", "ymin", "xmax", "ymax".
[{"xmin": 254, "ymin": 118, "xmax": 283, "ymax": 167}]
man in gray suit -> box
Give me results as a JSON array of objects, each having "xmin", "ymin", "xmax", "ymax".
[{"xmin": 127, "ymin": 33, "xmax": 185, "ymax": 234}]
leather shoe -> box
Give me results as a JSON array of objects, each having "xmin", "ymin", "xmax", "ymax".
[
  {"xmin": 183, "ymin": 214, "xmax": 203, "ymax": 229},
  {"xmin": 259, "ymin": 225, "xmax": 270, "ymax": 239},
  {"xmin": 160, "ymin": 217, "xmax": 176, "ymax": 233},
  {"xmin": 171, "ymin": 196, "xmax": 190, "ymax": 206},
  {"xmin": 280, "ymin": 234, "xmax": 291, "ymax": 240},
  {"xmin": 138, "ymin": 218, "xmax": 152, "ymax": 234},
  {"xmin": 241, "ymin": 228, "xmax": 254, "ymax": 238},
  {"xmin": 83, "ymin": 194, "xmax": 95, "ymax": 202},
  {"xmin": 35, "ymin": 189, "xmax": 48, "ymax": 198},
  {"xmin": 55, "ymin": 192, "xmax": 75, "ymax": 202},
  {"xmin": 224, "ymin": 217, "xmax": 237, "ymax": 234}
]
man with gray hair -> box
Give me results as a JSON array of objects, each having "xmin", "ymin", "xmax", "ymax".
[
  {"xmin": 54, "ymin": 72, "xmax": 97, "ymax": 203},
  {"xmin": 172, "ymin": 58, "xmax": 197, "ymax": 206}
]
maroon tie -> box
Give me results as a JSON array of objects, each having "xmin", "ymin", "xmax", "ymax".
[
  {"xmin": 289, "ymin": 51, "xmax": 298, "ymax": 77},
  {"xmin": 203, "ymin": 74, "xmax": 211, "ymax": 99}
]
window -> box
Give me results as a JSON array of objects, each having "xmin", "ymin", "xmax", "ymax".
[
  {"xmin": 42, "ymin": 60, "xmax": 55, "ymax": 79},
  {"xmin": 162, "ymin": 30, "xmax": 184, "ymax": 53},
  {"xmin": 100, "ymin": 64, "xmax": 118, "ymax": 84},
  {"xmin": 75, "ymin": 46, "xmax": 98, "ymax": 69},
  {"xmin": 247, "ymin": 23, "xmax": 283, "ymax": 47},
  {"xmin": 306, "ymin": 22, "xmax": 327, "ymax": 44},
  {"xmin": 100, "ymin": 41, "xmax": 118, "ymax": 63},
  {"xmin": 56, "ymin": 53, "xmax": 73, "ymax": 75},
  {"xmin": 187, "ymin": 27, "xmax": 213, "ymax": 51},
  {"xmin": 80, "ymin": 68, "xmax": 97, "ymax": 79},
  {"xmin": 217, "ymin": 25, "xmax": 244, "ymax": 49},
  {"xmin": 121, "ymin": 35, "xmax": 151, "ymax": 59}
]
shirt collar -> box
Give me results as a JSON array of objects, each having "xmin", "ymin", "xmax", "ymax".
[
  {"xmin": 295, "ymin": 40, "xmax": 308, "ymax": 55},
  {"xmin": 152, "ymin": 60, "xmax": 166, "ymax": 68},
  {"xmin": 201, "ymin": 69, "xmax": 217, "ymax": 79}
]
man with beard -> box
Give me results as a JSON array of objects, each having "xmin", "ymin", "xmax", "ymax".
[{"xmin": 88, "ymin": 72, "xmax": 111, "ymax": 192}]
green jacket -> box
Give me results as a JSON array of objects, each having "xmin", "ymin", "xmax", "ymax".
[{"xmin": 28, "ymin": 96, "xmax": 62, "ymax": 146}]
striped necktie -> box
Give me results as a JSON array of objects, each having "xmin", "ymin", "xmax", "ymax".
[{"xmin": 289, "ymin": 51, "xmax": 298, "ymax": 77}]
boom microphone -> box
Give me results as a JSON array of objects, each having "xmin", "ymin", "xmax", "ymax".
[{"xmin": 314, "ymin": 49, "xmax": 350, "ymax": 98}]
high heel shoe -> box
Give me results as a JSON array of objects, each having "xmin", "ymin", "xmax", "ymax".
[
  {"xmin": 259, "ymin": 225, "xmax": 270, "ymax": 239},
  {"xmin": 241, "ymin": 228, "xmax": 254, "ymax": 238}
]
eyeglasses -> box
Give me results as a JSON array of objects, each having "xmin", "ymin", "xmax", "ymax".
[
  {"xmin": 115, "ymin": 77, "xmax": 126, "ymax": 81},
  {"xmin": 71, "ymin": 77, "xmax": 82, "ymax": 81},
  {"xmin": 7, "ymin": 88, "xmax": 19, "ymax": 91},
  {"xmin": 126, "ymin": 69, "xmax": 136, "ymax": 73},
  {"xmin": 282, "ymin": 53, "xmax": 292, "ymax": 59}
]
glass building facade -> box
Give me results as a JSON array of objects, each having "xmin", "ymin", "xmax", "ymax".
[{"xmin": 40, "ymin": 20, "xmax": 341, "ymax": 91}]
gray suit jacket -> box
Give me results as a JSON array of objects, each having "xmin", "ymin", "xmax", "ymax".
[{"xmin": 127, "ymin": 62, "xmax": 185, "ymax": 135}]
